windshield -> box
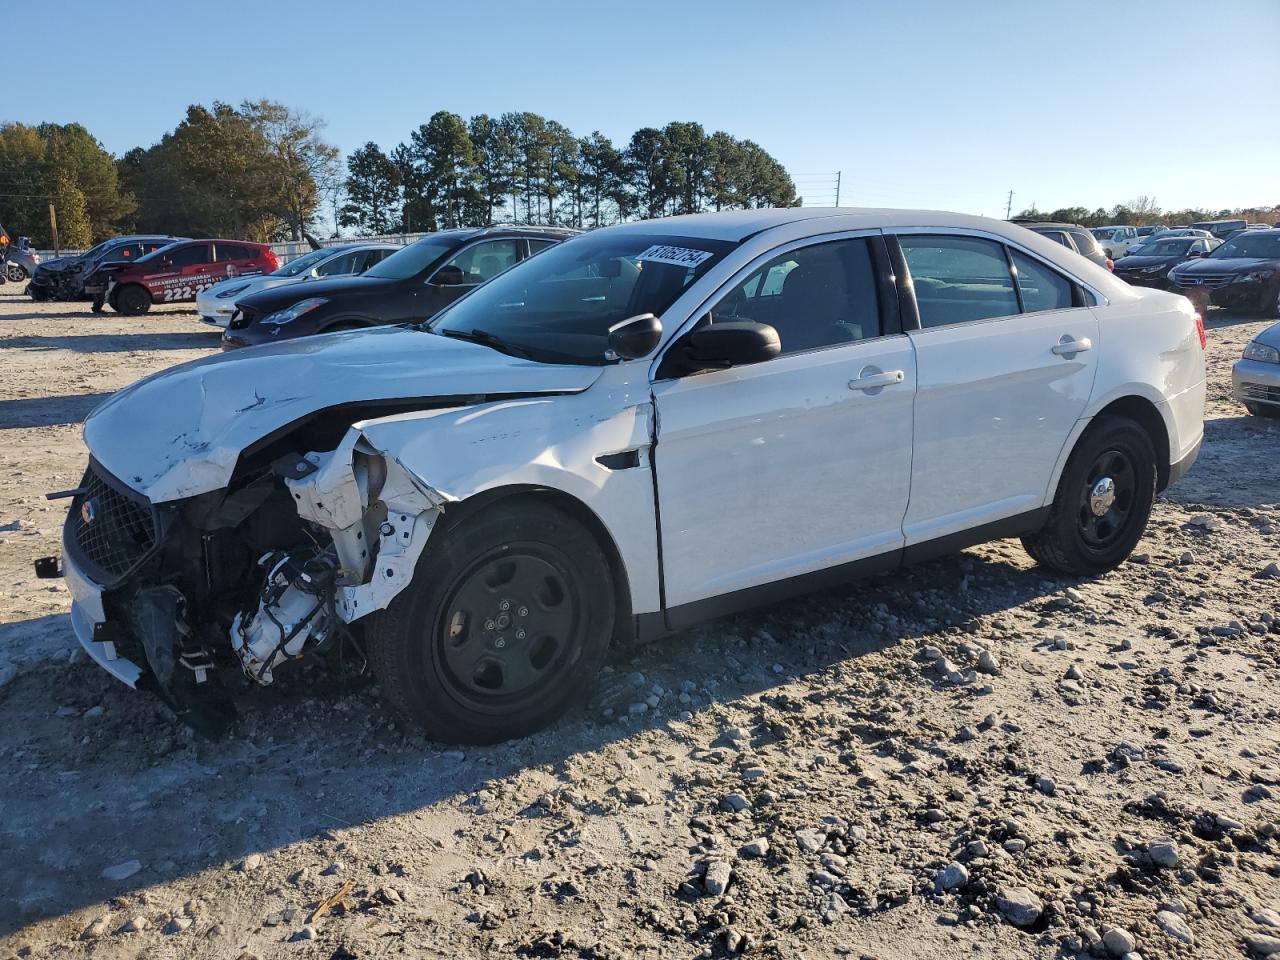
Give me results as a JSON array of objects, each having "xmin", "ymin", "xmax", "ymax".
[
  {"xmin": 1131, "ymin": 239, "xmax": 1193, "ymax": 257},
  {"xmin": 363, "ymin": 237, "xmax": 459, "ymax": 280},
  {"xmin": 1210, "ymin": 234, "xmax": 1280, "ymax": 259},
  {"xmin": 272, "ymin": 247, "xmax": 339, "ymax": 278},
  {"xmin": 429, "ymin": 232, "xmax": 738, "ymax": 364},
  {"xmin": 79, "ymin": 239, "xmax": 117, "ymax": 261}
]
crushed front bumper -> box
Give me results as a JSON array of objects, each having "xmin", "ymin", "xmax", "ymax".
[{"xmin": 64, "ymin": 548, "xmax": 145, "ymax": 688}]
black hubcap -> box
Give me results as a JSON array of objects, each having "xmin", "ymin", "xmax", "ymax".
[
  {"xmin": 1077, "ymin": 448, "xmax": 1136, "ymax": 550},
  {"xmin": 437, "ymin": 549, "xmax": 580, "ymax": 705}
]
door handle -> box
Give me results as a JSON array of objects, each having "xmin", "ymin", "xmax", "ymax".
[
  {"xmin": 848, "ymin": 369, "xmax": 905, "ymax": 392},
  {"xmin": 1051, "ymin": 336, "xmax": 1092, "ymax": 357}
]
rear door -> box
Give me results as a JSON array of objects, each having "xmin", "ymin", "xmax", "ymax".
[{"xmin": 893, "ymin": 231, "xmax": 1099, "ymax": 544}]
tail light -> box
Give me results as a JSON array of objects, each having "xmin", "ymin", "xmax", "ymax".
[
  {"xmin": 1106, "ymin": 258, "xmax": 1114, "ymax": 272},
  {"xmin": 1194, "ymin": 313, "xmax": 1206, "ymax": 349},
  {"xmin": 262, "ymin": 249, "xmax": 280, "ymax": 271}
]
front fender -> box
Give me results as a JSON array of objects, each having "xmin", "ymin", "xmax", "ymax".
[{"xmin": 352, "ymin": 389, "xmax": 661, "ymax": 617}]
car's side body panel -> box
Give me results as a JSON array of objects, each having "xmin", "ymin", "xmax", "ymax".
[{"xmin": 652, "ymin": 334, "xmax": 916, "ymax": 607}]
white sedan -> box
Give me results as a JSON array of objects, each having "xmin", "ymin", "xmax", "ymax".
[
  {"xmin": 195, "ymin": 242, "xmax": 398, "ymax": 327},
  {"xmin": 53, "ymin": 208, "xmax": 1206, "ymax": 743}
]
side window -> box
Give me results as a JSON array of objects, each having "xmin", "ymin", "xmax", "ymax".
[
  {"xmin": 356, "ymin": 249, "xmax": 389, "ymax": 272},
  {"xmin": 443, "ymin": 239, "xmax": 520, "ymax": 285},
  {"xmin": 527, "ymin": 239, "xmax": 557, "ymax": 256},
  {"xmin": 215, "ymin": 244, "xmax": 255, "ymax": 262},
  {"xmin": 1044, "ymin": 231, "xmax": 1072, "ymax": 248},
  {"xmin": 315, "ymin": 252, "xmax": 358, "ymax": 276},
  {"xmin": 167, "ymin": 244, "xmax": 212, "ymax": 268},
  {"xmin": 708, "ymin": 237, "xmax": 881, "ymax": 355},
  {"xmin": 899, "ymin": 235, "xmax": 1019, "ymax": 328},
  {"xmin": 1010, "ymin": 250, "xmax": 1074, "ymax": 313}
]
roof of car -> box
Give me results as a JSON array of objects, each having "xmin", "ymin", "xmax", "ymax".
[
  {"xmin": 1012, "ymin": 221, "xmax": 1087, "ymax": 230},
  {"xmin": 604, "ymin": 207, "xmax": 1103, "ymax": 243}
]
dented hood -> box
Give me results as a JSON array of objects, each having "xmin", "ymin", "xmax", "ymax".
[{"xmin": 84, "ymin": 326, "xmax": 603, "ymax": 503}]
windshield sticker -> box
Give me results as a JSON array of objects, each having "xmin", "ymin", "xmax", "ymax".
[{"xmin": 636, "ymin": 244, "xmax": 715, "ymax": 268}]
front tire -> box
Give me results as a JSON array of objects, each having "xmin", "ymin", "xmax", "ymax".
[
  {"xmin": 1245, "ymin": 401, "xmax": 1280, "ymax": 419},
  {"xmin": 113, "ymin": 284, "xmax": 152, "ymax": 316},
  {"xmin": 6, "ymin": 263, "xmax": 26, "ymax": 282},
  {"xmin": 1022, "ymin": 417, "xmax": 1157, "ymax": 576},
  {"xmin": 368, "ymin": 499, "xmax": 616, "ymax": 745}
]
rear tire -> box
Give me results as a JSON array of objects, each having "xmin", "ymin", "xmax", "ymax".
[
  {"xmin": 113, "ymin": 284, "xmax": 152, "ymax": 316},
  {"xmin": 367, "ymin": 499, "xmax": 615, "ymax": 745},
  {"xmin": 6, "ymin": 263, "xmax": 26, "ymax": 282},
  {"xmin": 1021, "ymin": 417, "xmax": 1157, "ymax": 576}
]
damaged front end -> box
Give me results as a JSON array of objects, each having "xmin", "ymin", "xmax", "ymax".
[{"xmin": 57, "ymin": 429, "xmax": 447, "ymax": 737}]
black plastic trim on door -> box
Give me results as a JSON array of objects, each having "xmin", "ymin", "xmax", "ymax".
[{"xmin": 884, "ymin": 235, "xmax": 920, "ymax": 331}]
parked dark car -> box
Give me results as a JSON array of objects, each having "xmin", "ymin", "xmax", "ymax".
[
  {"xmin": 1190, "ymin": 219, "xmax": 1247, "ymax": 240},
  {"xmin": 1010, "ymin": 220, "xmax": 1112, "ymax": 269},
  {"xmin": 1113, "ymin": 236, "xmax": 1221, "ymax": 290},
  {"xmin": 223, "ymin": 225, "xmax": 578, "ymax": 349},
  {"xmin": 1169, "ymin": 229, "xmax": 1280, "ymax": 316},
  {"xmin": 28, "ymin": 235, "xmax": 184, "ymax": 301}
]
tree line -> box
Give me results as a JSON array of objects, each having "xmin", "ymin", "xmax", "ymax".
[
  {"xmin": 0, "ymin": 105, "xmax": 797, "ymax": 249},
  {"xmin": 1016, "ymin": 195, "xmax": 1280, "ymax": 229},
  {"xmin": 340, "ymin": 113, "xmax": 797, "ymax": 235}
]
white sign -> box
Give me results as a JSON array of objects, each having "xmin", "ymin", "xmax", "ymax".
[{"xmin": 636, "ymin": 244, "xmax": 714, "ymax": 269}]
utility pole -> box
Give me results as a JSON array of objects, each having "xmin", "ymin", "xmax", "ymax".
[
  {"xmin": 1005, "ymin": 190, "xmax": 1014, "ymax": 219},
  {"xmin": 835, "ymin": 170, "xmax": 842, "ymax": 207},
  {"xmin": 48, "ymin": 203, "xmax": 59, "ymax": 257}
]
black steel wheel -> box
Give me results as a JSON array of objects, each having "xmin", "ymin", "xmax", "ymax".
[
  {"xmin": 368, "ymin": 498, "xmax": 616, "ymax": 744},
  {"xmin": 1022, "ymin": 416, "xmax": 1156, "ymax": 576},
  {"xmin": 113, "ymin": 284, "xmax": 152, "ymax": 316}
]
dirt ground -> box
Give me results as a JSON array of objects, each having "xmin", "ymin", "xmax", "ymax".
[{"xmin": 2, "ymin": 289, "xmax": 1279, "ymax": 960}]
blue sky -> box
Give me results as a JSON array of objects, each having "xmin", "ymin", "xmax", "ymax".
[{"xmin": 13, "ymin": 0, "xmax": 1279, "ymax": 216}]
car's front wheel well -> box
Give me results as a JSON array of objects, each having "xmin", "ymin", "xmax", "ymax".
[
  {"xmin": 440, "ymin": 485, "xmax": 635, "ymax": 644},
  {"xmin": 1091, "ymin": 396, "xmax": 1170, "ymax": 490}
]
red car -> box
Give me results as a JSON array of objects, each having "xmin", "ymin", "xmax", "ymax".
[{"xmin": 95, "ymin": 239, "xmax": 279, "ymax": 315}]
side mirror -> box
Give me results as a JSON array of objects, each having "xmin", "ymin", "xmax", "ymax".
[
  {"xmin": 680, "ymin": 320, "xmax": 780, "ymax": 372},
  {"xmin": 607, "ymin": 313, "xmax": 662, "ymax": 360},
  {"xmin": 431, "ymin": 264, "xmax": 467, "ymax": 287}
]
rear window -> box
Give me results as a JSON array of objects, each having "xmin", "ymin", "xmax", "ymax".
[
  {"xmin": 1069, "ymin": 231, "xmax": 1101, "ymax": 255},
  {"xmin": 217, "ymin": 244, "xmax": 257, "ymax": 262}
]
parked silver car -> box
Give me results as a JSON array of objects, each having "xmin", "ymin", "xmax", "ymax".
[{"xmin": 6, "ymin": 239, "xmax": 40, "ymax": 283}]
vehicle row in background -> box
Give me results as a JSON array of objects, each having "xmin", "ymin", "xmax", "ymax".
[
  {"xmin": 28, "ymin": 235, "xmax": 183, "ymax": 301},
  {"xmin": 197, "ymin": 242, "xmax": 399, "ymax": 327},
  {"xmin": 222, "ymin": 225, "xmax": 578, "ymax": 349},
  {"xmin": 1112, "ymin": 235, "xmax": 1221, "ymax": 289},
  {"xmin": 1169, "ymin": 228, "xmax": 1280, "ymax": 317},
  {"xmin": 1011, "ymin": 220, "xmax": 1111, "ymax": 269}
]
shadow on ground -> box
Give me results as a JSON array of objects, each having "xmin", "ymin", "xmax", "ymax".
[
  {"xmin": 0, "ymin": 393, "xmax": 114, "ymax": 429},
  {"xmin": 1, "ymin": 331, "xmax": 219, "ymax": 354},
  {"xmin": 0, "ymin": 548, "xmax": 1067, "ymax": 935}
]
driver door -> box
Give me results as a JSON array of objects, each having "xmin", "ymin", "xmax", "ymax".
[{"xmin": 650, "ymin": 233, "xmax": 915, "ymax": 621}]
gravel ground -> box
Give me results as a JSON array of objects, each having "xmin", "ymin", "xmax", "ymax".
[{"xmin": 1, "ymin": 290, "xmax": 1279, "ymax": 960}]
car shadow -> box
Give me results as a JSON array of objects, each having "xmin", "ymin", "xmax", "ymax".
[
  {"xmin": 0, "ymin": 393, "xmax": 114, "ymax": 429},
  {"xmin": 1163, "ymin": 412, "xmax": 1280, "ymax": 509},
  {"xmin": 0, "ymin": 545, "xmax": 1073, "ymax": 935},
  {"xmin": 1203, "ymin": 309, "xmax": 1272, "ymax": 331},
  {"xmin": 1, "ymin": 331, "xmax": 219, "ymax": 353}
]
